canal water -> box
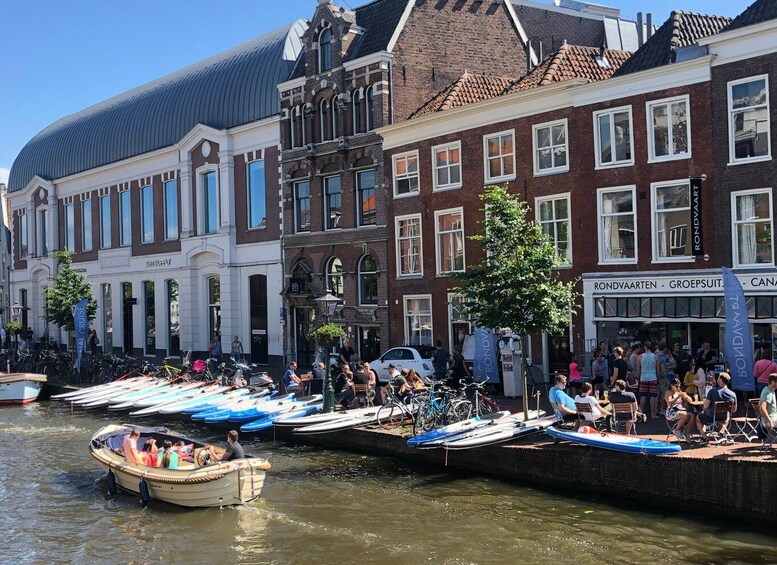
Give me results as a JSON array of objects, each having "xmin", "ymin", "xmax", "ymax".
[{"xmin": 1, "ymin": 401, "xmax": 774, "ymax": 565}]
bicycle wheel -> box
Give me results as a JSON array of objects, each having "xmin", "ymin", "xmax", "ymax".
[
  {"xmin": 413, "ymin": 403, "xmax": 438, "ymax": 435},
  {"xmin": 477, "ymin": 396, "xmax": 500, "ymax": 417},
  {"xmin": 446, "ymin": 400, "xmax": 472, "ymax": 424},
  {"xmin": 378, "ymin": 402, "xmax": 408, "ymax": 430}
]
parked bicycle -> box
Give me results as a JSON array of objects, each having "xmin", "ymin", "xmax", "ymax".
[{"xmin": 412, "ymin": 379, "xmax": 471, "ymax": 435}]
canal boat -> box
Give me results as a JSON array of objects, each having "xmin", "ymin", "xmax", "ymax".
[
  {"xmin": 89, "ymin": 424, "xmax": 271, "ymax": 508},
  {"xmin": 0, "ymin": 373, "xmax": 47, "ymax": 405},
  {"xmin": 546, "ymin": 425, "xmax": 682, "ymax": 455}
]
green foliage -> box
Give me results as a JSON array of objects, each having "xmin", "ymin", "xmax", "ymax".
[
  {"xmin": 308, "ymin": 322, "xmax": 346, "ymax": 344},
  {"xmin": 44, "ymin": 250, "xmax": 97, "ymax": 332},
  {"xmin": 452, "ymin": 185, "xmax": 579, "ymax": 335},
  {"xmin": 5, "ymin": 321, "xmax": 23, "ymax": 333}
]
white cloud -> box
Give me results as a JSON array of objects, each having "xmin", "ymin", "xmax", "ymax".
[{"xmin": 0, "ymin": 167, "xmax": 9, "ymax": 186}]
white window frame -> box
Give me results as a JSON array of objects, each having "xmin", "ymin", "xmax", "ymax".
[
  {"xmin": 447, "ymin": 293, "xmax": 473, "ymax": 351},
  {"xmin": 596, "ymin": 185, "xmax": 637, "ymax": 265},
  {"xmin": 728, "ymin": 74, "xmax": 771, "ymax": 165},
  {"xmin": 650, "ymin": 179, "xmax": 694, "ymax": 264},
  {"xmin": 434, "ymin": 207, "xmax": 465, "ymax": 275},
  {"xmin": 197, "ymin": 165, "xmax": 219, "ymax": 236},
  {"xmin": 731, "ymin": 187, "xmax": 774, "ymax": 268},
  {"xmin": 593, "ymin": 106, "xmax": 634, "ymax": 169},
  {"xmin": 140, "ymin": 185, "xmax": 154, "ymax": 244},
  {"xmin": 81, "ymin": 198, "xmax": 93, "ymax": 252},
  {"xmin": 392, "ymin": 150, "xmax": 420, "ymax": 198},
  {"xmin": 100, "ymin": 194, "xmax": 111, "ymax": 249},
  {"xmin": 395, "ymin": 213, "xmax": 423, "ymax": 278},
  {"xmin": 534, "ymin": 193, "xmax": 572, "ymax": 266},
  {"xmin": 646, "ymin": 95, "xmax": 692, "ymax": 163},
  {"xmin": 432, "ymin": 141, "xmax": 462, "ymax": 191},
  {"xmin": 403, "ymin": 294, "xmax": 433, "ymax": 347},
  {"xmin": 532, "ymin": 119, "xmax": 569, "ymax": 176},
  {"xmin": 64, "ymin": 202, "xmax": 75, "ymax": 252},
  {"xmin": 483, "ymin": 129, "xmax": 516, "ymax": 183}
]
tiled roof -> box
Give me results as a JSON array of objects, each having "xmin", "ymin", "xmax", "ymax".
[
  {"xmin": 614, "ymin": 11, "xmax": 731, "ymax": 76},
  {"xmin": 723, "ymin": 0, "xmax": 777, "ymax": 33},
  {"xmin": 505, "ymin": 44, "xmax": 631, "ymax": 93},
  {"xmin": 409, "ymin": 73, "xmax": 516, "ymax": 118}
]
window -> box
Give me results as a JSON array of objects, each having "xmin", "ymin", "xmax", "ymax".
[
  {"xmin": 331, "ymin": 95, "xmax": 340, "ymax": 138},
  {"xmin": 352, "ymin": 89, "xmax": 362, "ymax": 135},
  {"xmin": 202, "ymin": 170, "xmax": 218, "ymax": 234},
  {"xmin": 319, "ymin": 99, "xmax": 330, "ymax": 142},
  {"xmin": 19, "ymin": 213, "xmax": 27, "ymax": 257},
  {"xmin": 652, "ymin": 181, "xmax": 692, "ymax": 261},
  {"xmin": 732, "ymin": 189, "xmax": 773, "ymax": 267},
  {"xmin": 435, "ymin": 208, "xmax": 465, "ymax": 274},
  {"xmin": 536, "ymin": 194, "xmax": 571, "ymax": 264},
  {"xmin": 294, "ymin": 180, "xmax": 310, "ymax": 232},
  {"xmin": 393, "ymin": 151, "xmax": 419, "ymax": 197},
  {"xmin": 357, "ymin": 169, "xmax": 376, "ymax": 226},
  {"xmin": 164, "ymin": 180, "xmax": 178, "ymax": 240},
  {"xmin": 143, "ymin": 281, "xmax": 155, "ymax": 355},
  {"xmin": 100, "ymin": 194, "xmax": 111, "ymax": 248},
  {"xmin": 365, "ymin": 86, "xmax": 374, "ymax": 132},
  {"xmin": 290, "ymin": 106, "xmax": 305, "ymax": 148},
  {"xmin": 396, "ymin": 214, "xmax": 422, "ymax": 277},
  {"xmin": 404, "ymin": 295, "xmax": 432, "ymax": 346},
  {"xmin": 432, "ymin": 142, "xmax": 462, "ymax": 190},
  {"xmin": 247, "ymin": 160, "xmax": 266, "ymax": 229},
  {"xmin": 141, "ymin": 185, "xmax": 154, "ymax": 243},
  {"xmin": 208, "ymin": 277, "xmax": 221, "ymax": 340},
  {"xmin": 167, "ymin": 280, "xmax": 180, "ymax": 357},
  {"xmin": 597, "ymin": 186, "xmax": 637, "ymax": 263},
  {"xmin": 319, "ymin": 28, "xmax": 332, "ymax": 73},
  {"xmin": 533, "ymin": 120, "xmax": 568, "ymax": 175},
  {"xmin": 37, "ymin": 210, "xmax": 47, "ymax": 256},
  {"xmin": 19, "ymin": 289, "xmax": 28, "ymax": 329},
  {"xmin": 729, "ymin": 75, "xmax": 770, "ymax": 163},
  {"xmin": 119, "ymin": 190, "xmax": 131, "ymax": 246},
  {"xmin": 358, "ymin": 254, "xmax": 378, "ymax": 305},
  {"xmin": 324, "ymin": 175, "xmax": 341, "ymax": 230},
  {"xmin": 594, "ymin": 106, "xmax": 633, "ymax": 168},
  {"xmin": 647, "ymin": 96, "xmax": 690, "ymax": 162},
  {"xmin": 64, "ymin": 203, "xmax": 75, "ymax": 252},
  {"xmin": 484, "ymin": 130, "xmax": 515, "ymax": 181},
  {"xmin": 102, "ymin": 283, "xmax": 113, "ymax": 352},
  {"xmin": 448, "ymin": 293, "xmax": 473, "ymax": 350},
  {"xmin": 81, "ymin": 199, "xmax": 92, "ymax": 252},
  {"xmin": 326, "ymin": 257, "xmax": 344, "ymax": 299}
]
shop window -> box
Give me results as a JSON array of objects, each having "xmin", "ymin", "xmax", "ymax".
[
  {"xmin": 757, "ymin": 296, "xmax": 772, "ymax": 318},
  {"xmin": 689, "ymin": 297, "xmax": 700, "ymax": 317},
  {"xmin": 716, "ymin": 297, "xmax": 726, "ymax": 318},
  {"xmin": 701, "ymin": 297, "xmax": 716, "ymax": 318},
  {"xmin": 676, "ymin": 297, "xmax": 690, "ymax": 317},
  {"xmin": 144, "ymin": 281, "xmax": 155, "ymax": 355},
  {"xmin": 617, "ymin": 298, "xmax": 627, "ymax": 317},
  {"xmin": 102, "ymin": 283, "xmax": 112, "ymax": 352},
  {"xmin": 665, "ymin": 297, "xmax": 676, "ymax": 317},
  {"xmin": 652, "ymin": 297, "xmax": 665, "ymax": 317},
  {"xmin": 208, "ymin": 277, "xmax": 221, "ymax": 340},
  {"xmin": 606, "ymin": 298, "xmax": 617, "ymax": 317},
  {"xmin": 628, "ymin": 298, "xmax": 641, "ymax": 317},
  {"xmin": 167, "ymin": 280, "xmax": 180, "ymax": 357},
  {"xmin": 747, "ymin": 296, "xmax": 756, "ymax": 317}
]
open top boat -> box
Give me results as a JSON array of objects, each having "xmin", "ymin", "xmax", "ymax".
[
  {"xmin": 0, "ymin": 373, "xmax": 47, "ymax": 405},
  {"xmin": 89, "ymin": 424, "xmax": 271, "ymax": 507}
]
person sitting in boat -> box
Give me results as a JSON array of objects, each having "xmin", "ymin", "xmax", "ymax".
[
  {"xmin": 574, "ymin": 382, "xmax": 612, "ymax": 430},
  {"xmin": 206, "ymin": 430, "xmax": 245, "ymax": 463},
  {"xmin": 121, "ymin": 429, "xmax": 158, "ymax": 466},
  {"xmin": 609, "ymin": 379, "xmax": 646, "ymax": 435},
  {"xmin": 158, "ymin": 440, "xmax": 179, "ymax": 469},
  {"xmin": 173, "ymin": 440, "xmax": 193, "ymax": 458},
  {"xmin": 665, "ymin": 378, "xmax": 696, "ymax": 442},
  {"xmin": 549, "ymin": 374, "xmax": 578, "ymax": 426}
]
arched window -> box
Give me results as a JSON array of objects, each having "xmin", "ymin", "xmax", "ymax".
[
  {"xmin": 331, "ymin": 95, "xmax": 340, "ymax": 139},
  {"xmin": 326, "ymin": 257, "xmax": 344, "ymax": 299},
  {"xmin": 319, "ymin": 98, "xmax": 330, "ymax": 142},
  {"xmin": 319, "ymin": 29, "xmax": 332, "ymax": 73},
  {"xmin": 365, "ymin": 86, "xmax": 374, "ymax": 132},
  {"xmin": 358, "ymin": 254, "xmax": 378, "ymax": 306},
  {"xmin": 352, "ymin": 89, "xmax": 362, "ymax": 135}
]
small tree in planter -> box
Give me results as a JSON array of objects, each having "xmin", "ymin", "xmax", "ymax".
[{"xmin": 308, "ymin": 322, "xmax": 346, "ymax": 412}]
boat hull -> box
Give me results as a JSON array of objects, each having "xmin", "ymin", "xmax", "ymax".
[{"xmin": 0, "ymin": 373, "xmax": 47, "ymax": 405}]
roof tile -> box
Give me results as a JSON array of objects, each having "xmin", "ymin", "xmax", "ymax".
[
  {"xmin": 723, "ymin": 0, "xmax": 777, "ymax": 33},
  {"xmin": 409, "ymin": 73, "xmax": 516, "ymax": 118}
]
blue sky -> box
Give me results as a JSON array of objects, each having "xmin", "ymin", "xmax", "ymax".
[{"xmin": 0, "ymin": 0, "xmax": 752, "ymax": 185}]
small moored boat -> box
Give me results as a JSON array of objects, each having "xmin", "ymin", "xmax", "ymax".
[
  {"xmin": 0, "ymin": 373, "xmax": 47, "ymax": 405},
  {"xmin": 89, "ymin": 424, "xmax": 271, "ymax": 507}
]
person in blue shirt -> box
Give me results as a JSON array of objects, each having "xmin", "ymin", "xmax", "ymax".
[
  {"xmin": 283, "ymin": 361, "xmax": 303, "ymax": 394},
  {"xmin": 549, "ymin": 374, "xmax": 578, "ymax": 426},
  {"xmin": 696, "ymin": 372, "xmax": 737, "ymax": 441}
]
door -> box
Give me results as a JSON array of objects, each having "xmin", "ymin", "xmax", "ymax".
[
  {"xmin": 294, "ymin": 307, "xmax": 315, "ymax": 369},
  {"xmin": 249, "ymin": 275, "xmax": 268, "ymax": 364},
  {"xmin": 122, "ymin": 282, "xmax": 134, "ymax": 354},
  {"xmin": 357, "ymin": 326, "xmax": 381, "ymax": 363}
]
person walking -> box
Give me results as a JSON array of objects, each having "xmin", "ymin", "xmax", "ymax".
[
  {"xmin": 431, "ymin": 340, "xmax": 452, "ymax": 382},
  {"xmin": 230, "ymin": 335, "xmax": 244, "ymax": 363},
  {"xmin": 88, "ymin": 329, "xmax": 100, "ymax": 355}
]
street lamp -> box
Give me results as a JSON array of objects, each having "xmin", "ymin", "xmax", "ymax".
[
  {"xmin": 10, "ymin": 302, "xmax": 22, "ymax": 366},
  {"xmin": 315, "ymin": 289, "xmax": 341, "ymax": 413}
]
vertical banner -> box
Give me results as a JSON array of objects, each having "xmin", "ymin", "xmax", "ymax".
[
  {"xmin": 722, "ymin": 267, "xmax": 754, "ymax": 391},
  {"xmin": 690, "ymin": 177, "xmax": 704, "ymax": 256},
  {"xmin": 73, "ymin": 298, "xmax": 89, "ymax": 371},
  {"xmin": 473, "ymin": 327, "xmax": 499, "ymax": 383}
]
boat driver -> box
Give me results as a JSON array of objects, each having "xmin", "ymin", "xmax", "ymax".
[{"xmin": 206, "ymin": 430, "xmax": 245, "ymax": 463}]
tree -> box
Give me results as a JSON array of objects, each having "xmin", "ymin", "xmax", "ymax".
[
  {"xmin": 44, "ymin": 250, "xmax": 97, "ymax": 332},
  {"xmin": 453, "ymin": 185, "xmax": 579, "ymax": 413}
]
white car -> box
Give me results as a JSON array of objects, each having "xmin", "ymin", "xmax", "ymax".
[{"xmin": 370, "ymin": 346, "xmax": 436, "ymax": 384}]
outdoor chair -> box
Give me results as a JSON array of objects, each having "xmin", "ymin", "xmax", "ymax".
[
  {"xmin": 758, "ymin": 421, "xmax": 777, "ymax": 452},
  {"xmin": 611, "ymin": 402, "xmax": 638, "ymax": 435},
  {"xmin": 704, "ymin": 401, "xmax": 735, "ymax": 445},
  {"xmin": 353, "ymin": 384, "xmax": 374, "ymax": 407},
  {"xmin": 732, "ymin": 398, "xmax": 761, "ymax": 443},
  {"xmin": 574, "ymin": 402, "xmax": 606, "ymax": 431},
  {"xmin": 528, "ymin": 366, "xmax": 549, "ymax": 399},
  {"xmin": 550, "ymin": 403, "xmax": 576, "ymax": 430}
]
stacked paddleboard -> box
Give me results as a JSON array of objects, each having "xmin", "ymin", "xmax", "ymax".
[{"xmin": 546, "ymin": 426, "xmax": 682, "ymax": 455}]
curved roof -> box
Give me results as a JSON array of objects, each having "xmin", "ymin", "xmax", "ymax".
[{"xmin": 9, "ymin": 20, "xmax": 307, "ymax": 192}]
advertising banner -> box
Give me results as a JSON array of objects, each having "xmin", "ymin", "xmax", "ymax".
[
  {"xmin": 73, "ymin": 298, "xmax": 89, "ymax": 371},
  {"xmin": 473, "ymin": 327, "xmax": 499, "ymax": 383},
  {"xmin": 722, "ymin": 267, "xmax": 754, "ymax": 391}
]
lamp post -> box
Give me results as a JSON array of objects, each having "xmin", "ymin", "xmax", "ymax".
[
  {"xmin": 10, "ymin": 302, "xmax": 22, "ymax": 367},
  {"xmin": 315, "ymin": 290, "xmax": 341, "ymax": 413}
]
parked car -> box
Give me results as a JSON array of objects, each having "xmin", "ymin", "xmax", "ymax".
[{"xmin": 369, "ymin": 345, "xmax": 436, "ymax": 384}]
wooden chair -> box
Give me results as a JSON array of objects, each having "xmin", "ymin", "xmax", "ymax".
[
  {"xmin": 353, "ymin": 384, "xmax": 374, "ymax": 407},
  {"xmin": 611, "ymin": 402, "xmax": 638, "ymax": 435},
  {"xmin": 574, "ymin": 402, "xmax": 606, "ymax": 430}
]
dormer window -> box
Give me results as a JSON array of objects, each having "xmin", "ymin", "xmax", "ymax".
[{"xmin": 319, "ymin": 29, "xmax": 332, "ymax": 73}]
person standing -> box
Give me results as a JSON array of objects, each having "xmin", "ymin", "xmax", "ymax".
[
  {"xmin": 758, "ymin": 373, "xmax": 777, "ymax": 432},
  {"xmin": 431, "ymin": 340, "xmax": 452, "ymax": 381},
  {"xmin": 339, "ymin": 338, "xmax": 356, "ymax": 368},
  {"xmin": 208, "ymin": 335, "xmax": 222, "ymax": 361},
  {"xmin": 611, "ymin": 347, "xmax": 629, "ymax": 388},
  {"xmin": 637, "ymin": 341, "xmax": 661, "ymax": 419},
  {"xmin": 89, "ymin": 329, "xmax": 100, "ymax": 355},
  {"xmin": 449, "ymin": 346, "xmax": 469, "ymax": 388},
  {"xmin": 753, "ymin": 347, "xmax": 777, "ymax": 394},
  {"xmin": 590, "ymin": 351, "xmax": 608, "ymax": 396},
  {"xmin": 230, "ymin": 336, "xmax": 244, "ymax": 363}
]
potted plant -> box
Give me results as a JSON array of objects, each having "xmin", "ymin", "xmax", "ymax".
[{"xmin": 308, "ymin": 322, "xmax": 346, "ymax": 344}]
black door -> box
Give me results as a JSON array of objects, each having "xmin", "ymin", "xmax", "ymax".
[
  {"xmin": 294, "ymin": 307, "xmax": 315, "ymax": 368},
  {"xmin": 123, "ymin": 299, "xmax": 135, "ymax": 353},
  {"xmin": 249, "ymin": 275, "xmax": 268, "ymax": 364}
]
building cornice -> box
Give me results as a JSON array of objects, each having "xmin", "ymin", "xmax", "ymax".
[
  {"xmin": 278, "ymin": 76, "xmax": 307, "ymax": 93},
  {"xmin": 342, "ymin": 50, "xmax": 393, "ymax": 72},
  {"xmin": 698, "ymin": 20, "xmax": 777, "ymax": 67}
]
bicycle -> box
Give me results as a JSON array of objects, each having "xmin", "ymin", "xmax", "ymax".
[
  {"xmin": 377, "ymin": 383, "xmax": 423, "ymax": 430},
  {"xmin": 412, "ymin": 379, "xmax": 471, "ymax": 435}
]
